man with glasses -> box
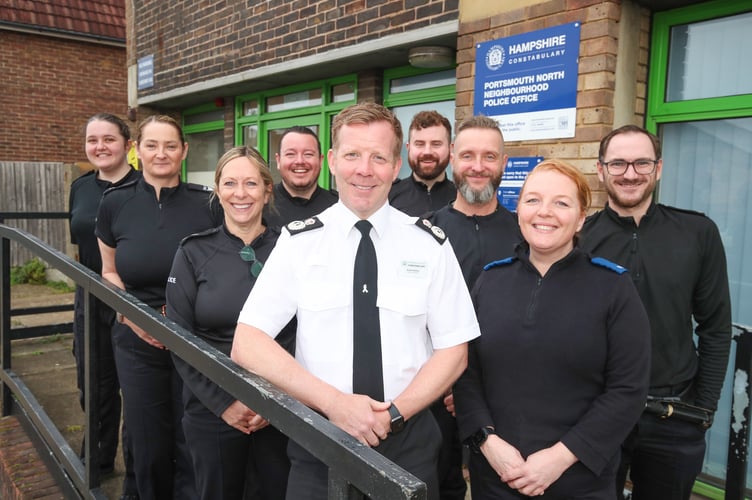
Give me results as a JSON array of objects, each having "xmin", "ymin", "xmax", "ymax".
[{"xmin": 580, "ymin": 125, "xmax": 732, "ymax": 500}]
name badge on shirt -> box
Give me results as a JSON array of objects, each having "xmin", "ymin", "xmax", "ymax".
[{"xmin": 400, "ymin": 260, "xmax": 428, "ymax": 279}]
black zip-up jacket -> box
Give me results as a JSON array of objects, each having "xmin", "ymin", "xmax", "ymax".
[
  {"xmin": 388, "ymin": 174, "xmax": 456, "ymax": 217},
  {"xmin": 429, "ymin": 202, "xmax": 521, "ymax": 289},
  {"xmin": 166, "ymin": 224, "xmax": 295, "ymax": 416},
  {"xmin": 263, "ymin": 183, "xmax": 337, "ymax": 230},
  {"xmin": 455, "ymin": 244, "xmax": 650, "ymax": 479},
  {"xmin": 580, "ymin": 202, "xmax": 731, "ymax": 411}
]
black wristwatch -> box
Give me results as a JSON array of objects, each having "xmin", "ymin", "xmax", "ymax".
[
  {"xmin": 468, "ymin": 426, "xmax": 495, "ymax": 453},
  {"xmin": 388, "ymin": 403, "xmax": 405, "ymax": 434}
]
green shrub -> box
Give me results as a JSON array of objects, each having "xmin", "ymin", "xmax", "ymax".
[
  {"xmin": 46, "ymin": 280, "xmax": 75, "ymax": 293},
  {"xmin": 10, "ymin": 258, "xmax": 47, "ymax": 285}
]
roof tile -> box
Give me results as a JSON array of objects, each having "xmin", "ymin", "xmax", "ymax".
[{"xmin": 0, "ymin": 0, "xmax": 125, "ymax": 41}]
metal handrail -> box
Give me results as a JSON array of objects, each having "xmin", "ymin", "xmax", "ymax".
[
  {"xmin": 0, "ymin": 223, "xmax": 426, "ymax": 499},
  {"xmin": 0, "ymin": 212, "xmax": 75, "ymax": 340}
]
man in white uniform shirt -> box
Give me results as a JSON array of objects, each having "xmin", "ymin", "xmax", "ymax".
[{"xmin": 231, "ymin": 102, "xmax": 480, "ymax": 500}]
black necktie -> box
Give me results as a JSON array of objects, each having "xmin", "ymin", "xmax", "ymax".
[{"xmin": 352, "ymin": 220, "xmax": 384, "ymax": 401}]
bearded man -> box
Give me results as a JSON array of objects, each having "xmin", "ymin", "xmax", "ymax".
[{"xmin": 389, "ymin": 110, "xmax": 456, "ymax": 216}]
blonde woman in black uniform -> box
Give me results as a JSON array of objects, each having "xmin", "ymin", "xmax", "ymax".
[
  {"xmin": 166, "ymin": 146, "xmax": 292, "ymax": 499},
  {"xmin": 96, "ymin": 115, "xmax": 221, "ymax": 500}
]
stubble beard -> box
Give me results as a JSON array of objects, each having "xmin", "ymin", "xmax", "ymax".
[{"xmin": 605, "ymin": 175, "xmax": 657, "ymax": 211}]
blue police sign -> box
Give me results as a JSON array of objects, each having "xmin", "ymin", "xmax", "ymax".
[
  {"xmin": 497, "ymin": 157, "xmax": 543, "ymax": 212},
  {"xmin": 137, "ymin": 55, "xmax": 154, "ymax": 90},
  {"xmin": 475, "ymin": 23, "xmax": 580, "ymax": 141}
]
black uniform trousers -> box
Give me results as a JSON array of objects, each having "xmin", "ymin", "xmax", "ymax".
[
  {"xmin": 285, "ymin": 409, "xmax": 441, "ymax": 500},
  {"xmin": 182, "ymin": 388, "xmax": 290, "ymax": 500},
  {"xmin": 469, "ymin": 449, "xmax": 617, "ymax": 500},
  {"xmin": 429, "ymin": 399, "xmax": 467, "ymax": 500},
  {"xmin": 617, "ymin": 413, "xmax": 707, "ymax": 500},
  {"xmin": 112, "ymin": 321, "xmax": 196, "ymax": 500},
  {"xmin": 73, "ymin": 287, "xmax": 121, "ymax": 468},
  {"xmin": 73, "ymin": 288, "xmax": 139, "ymax": 495}
]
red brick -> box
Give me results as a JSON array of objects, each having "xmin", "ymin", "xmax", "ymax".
[
  {"xmin": 0, "ymin": 31, "xmax": 127, "ymax": 163},
  {"xmin": 0, "ymin": 417, "xmax": 63, "ymax": 499}
]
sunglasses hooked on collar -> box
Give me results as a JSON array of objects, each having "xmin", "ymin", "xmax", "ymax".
[{"xmin": 239, "ymin": 245, "xmax": 264, "ymax": 278}]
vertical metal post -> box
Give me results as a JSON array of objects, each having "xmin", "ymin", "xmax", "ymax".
[
  {"xmin": 83, "ymin": 285, "xmax": 102, "ymax": 488},
  {"xmin": 725, "ymin": 323, "xmax": 752, "ymax": 500},
  {"xmin": 328, "ymin": 469, "xmax": 366, "ymax": 500},
  {"xmin": 1, "ymin": 227, "xmax": 12, "ymax": 416}
]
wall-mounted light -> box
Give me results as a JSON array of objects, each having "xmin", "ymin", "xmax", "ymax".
[{"xmin": 408, "ymin": 46, "xmax": 454, "ymax": 68}]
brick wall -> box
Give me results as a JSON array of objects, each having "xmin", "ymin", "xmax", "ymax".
[
  {"xmin": 0, "ymin": 31, "xmax": 128, "ymax": 163},
  {"xmin": 132, "ymin": 0, "xmax": 459, "ymax": 98},
  {"xmin": 456, "ymin": 0, "xmax": 650, "ymax": 209}
]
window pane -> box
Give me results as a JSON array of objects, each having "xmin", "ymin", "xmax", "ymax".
[
  {"xmin": 243, "ymin": 125, "xmax": 258, "ymax": 149},
  {"xmin": 332, "ymin": 82, "xmax": 355, "ymax": 103},
  {"xmin": 659, "ymin": 118, "xmax": 752, "ymax": 484},
  {"xmin": 184, "ymin": 109, "xmax": 224, "ymax": 125},
  {"xmin": 666, "ymin": 12, "xmax": 752, "ymax": 101},
  {"xmin": 390, "ymin": 69, "xmax": 455, "ymax": 94},
  {"xmin": 244, "ymin": 99, "xmax": 259, "ymax": 116},
  {"xmin": 267, "ymin": 89, "xmax": 323, "ymax": 112},
  {"xmin": 185, "ymin": 129, "xmax": 225, "ymax": 187}
]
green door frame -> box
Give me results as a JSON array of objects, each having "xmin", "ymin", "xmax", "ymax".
[{"xmin": 646, "ymin": 1, "xmax": 752, "ymax": 498}]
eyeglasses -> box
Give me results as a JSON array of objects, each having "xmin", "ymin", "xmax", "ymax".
[
  {"xmin": 601, "ymin": 159, "xmax": 658, "ymax": 176},
  {"xmin": 239, "ymin": 245, "xmax": 264, "ymax": 278}
]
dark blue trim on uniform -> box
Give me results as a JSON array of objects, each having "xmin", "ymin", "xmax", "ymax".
[
  {"xmin": 590, "ymin": 256, "xmax": 627, "ymax": 274},
  {"xmin": 483, "ymin": 256, "xmax": 516, "ymax": 271}
]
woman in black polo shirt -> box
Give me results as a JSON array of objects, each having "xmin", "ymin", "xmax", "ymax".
[
  {"xmin": 96, "ymin": 115, "xmax": 221, "ymax": 500},
  {"xmin": 70, "ymin": 113, "xmax": 139, "ymax": 482}
]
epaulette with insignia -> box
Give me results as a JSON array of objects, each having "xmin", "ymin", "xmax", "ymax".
[
  {"xmin": 483, "ymin": 256, "xmax": 516, "ymax": 271},
  {"xmin": 590, "ymin": 257, "xmax": 627, "ymax": 274},
  {"xmin": 180, "ymin": 226, "xmax": 220, "ymax": 246},
  {"xmin": 286, "ymin": 216, "xmax": 324, "ymax": 235},
  {"xmin": 186, "ymin": 182, "xmax": 213, "ymax": 192},
  {"xmin": 415, "ymin": 217, "xmax": 446, "ymax": 244}
]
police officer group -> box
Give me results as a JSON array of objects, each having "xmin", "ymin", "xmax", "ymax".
[{"xmin": 73, "ymin": 104, "xmax": 730, "ymax": 500}]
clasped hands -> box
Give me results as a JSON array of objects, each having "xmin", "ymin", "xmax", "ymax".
[
  {"xmin": 222, "ymin": 400, "xmax": 270, "ymax": 434},
  {"xmin": 480, "ymin": 436, "xmax": 576, "ymax": 497},
  {"xmin": 324, "ymin": 392, "xmax": 393, "ymax": 447}
]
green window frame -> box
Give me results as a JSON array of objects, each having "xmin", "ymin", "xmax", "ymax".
[
  {"xmin": 181, "ymin": 102, "xmax": 226, "ymax": 180},
  {"xmin": 234, "ymin": 75, "xmax": 358, "ymax": 189},
  {"xmin": 383, "ymin": 66, "xmax": 456, "ymax": 108},
  {"xmin": 646, "ymin": 0, "xmax": 752, "ymax": 132}
]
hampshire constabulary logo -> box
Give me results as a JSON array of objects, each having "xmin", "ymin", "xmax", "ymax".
[{"xmin": 485, "ymin": 44, "xmax": 505, "ymax": 71}]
